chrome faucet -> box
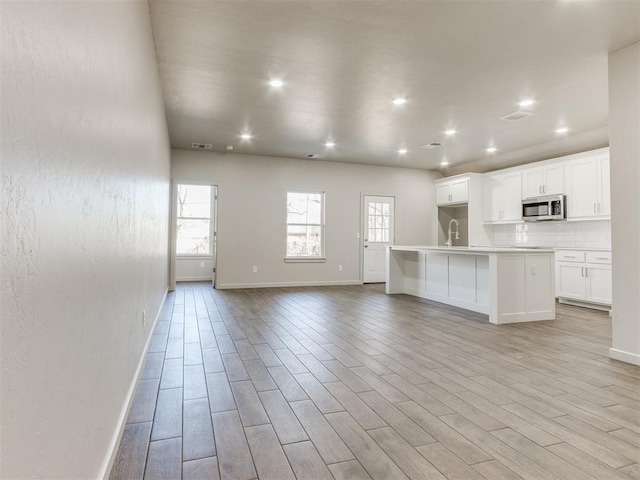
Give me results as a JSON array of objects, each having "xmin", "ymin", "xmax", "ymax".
[{"xmin": 446, "ymin": 219, "xmax": 460, "ymax": 247}]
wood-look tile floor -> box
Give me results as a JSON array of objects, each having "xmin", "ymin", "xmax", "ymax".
[{"xmin": 110, "ymin": 283, "xmax": 640, "ymax": 480}]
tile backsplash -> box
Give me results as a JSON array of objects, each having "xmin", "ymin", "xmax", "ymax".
[{"xmin": 492, "ymin": 220, "xmax": 611, "ymax": 249}]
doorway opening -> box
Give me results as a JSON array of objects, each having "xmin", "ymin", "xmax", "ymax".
[{"xmin": 172, "ymin": 183, "xmax": 218, "ymax": 288}]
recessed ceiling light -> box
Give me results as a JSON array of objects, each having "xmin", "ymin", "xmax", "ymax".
[
  {"xmin": 397, "ymin": 148, "xmax": 408, "ymax": 155},
  {"xmin": 269, "ymin": 79, "xmax": 284, "ymax": 87},
  {"xmin": 555, "ymin": 127, "xmax": 569, "ymax": 134},
  {"xmin": 324, "ymin": 141, "xmax": 335, "ymax": 148},
  {"xmin": 444, "ymin": 129, "xmax": 457, "ymax": 136},
  {"xmin": 486, "ymin": 146, "xmax": 497, "ymax": 154},
  {"xmin": 440, "ymin": 161, "xmax": 449, "ymax": 167},
  {"xmin": 240, "ymin": 133, "xmax": 252, "ymax": 140},
  {"xmin": 518, "ymin": 99, "xmax": 535, "ymax": 107},
  {"xmin": 392, "ymin": 97, "xmax": 407, "ymax": 106}
]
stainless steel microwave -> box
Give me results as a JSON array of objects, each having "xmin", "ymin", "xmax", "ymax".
[{"xmin": 522, "ymin": 194, "xmax": 566, "ymax": 221}]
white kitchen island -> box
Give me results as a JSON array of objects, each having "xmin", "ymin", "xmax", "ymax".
[{"xmin": 386, "ymin": 246, "xmax": 556, "ymax": 324}]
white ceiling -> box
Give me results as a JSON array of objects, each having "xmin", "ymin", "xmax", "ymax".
[{"xmin": 148, "ymin": 0, "xmax": 640, "ymax": 172}]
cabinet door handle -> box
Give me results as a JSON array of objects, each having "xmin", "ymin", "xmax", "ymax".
[
  {"xmin": 539, "ymin": 185, "xmax": 542, "ymax": 194},
  {"xmin": 585, "ymin": 267, "xmax": 589, "ymax": 277},
  {"xmin": 565, "ymin": 255, "xmax": 576, "ymax": 258},
  {"xmin": 598, "ymin": 203, "xmax": 601, "ymax": 213},
  {"xmin": 542, "ymin": 185, "xmax": 546, "ymax": 194},
  {"xmin": 595, "ymin": 257, "xmax": 609, "ymax": 260},
  {"xmin": 581, "ymin": 267, "xmax": 584, "ymax": 277},
  {"xmin": 593, "ymin": 203, "xmax": 597, "ymax": 213}
]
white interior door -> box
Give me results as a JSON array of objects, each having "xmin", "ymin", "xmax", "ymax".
[{"xmin": 363, "ymin": 195, "xmax": 395, "ymax": 283}]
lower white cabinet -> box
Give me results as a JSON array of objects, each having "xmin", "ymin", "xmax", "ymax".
[{"xmin": 556, "ymin": 250, "xmax": 611, "ymax": 309}]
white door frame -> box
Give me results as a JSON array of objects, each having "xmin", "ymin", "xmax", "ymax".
[
  {"xmin": 169, "ymin": 180, "xmax": 218, "ymax": 290},
  {"xmin": 360, "ymin": 193, "xmax": 396, "ymax": 283}
]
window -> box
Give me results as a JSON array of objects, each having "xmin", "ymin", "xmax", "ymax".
[
  {"xmin": 286, "ymin": 191, "xmax": 324, "ymax": 259},
  {"xmin": 176, "ymin": 184, "xmax": 212, "ymax": 255},
  {"xmin": 367, "ymin": 201, "xmax": 391, "ymax": 242}
]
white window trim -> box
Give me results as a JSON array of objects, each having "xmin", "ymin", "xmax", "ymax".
[
  {"xmin": 285, "ymin": 190, "xmax": 326, "ymax": 262},
  {"xmin": 284, "ymin": 257, "xmax": 326, "ymax": 263}
]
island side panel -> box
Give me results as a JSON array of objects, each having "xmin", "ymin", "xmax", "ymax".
[
  {"xmin": 449, "ymin": 255, "xmax": 478, "ymax": 306},
  {"xmin": 477, "ymin": 256, "xmax": 490, "ymax": 308},
  {"xmin": 425, "ymin": 253, "xmax": 449, "ymax": 299},
  {"xmin": 386, "ymin": 247, "xmax": 407, "ymax": 294},
  {"xmin": 493, "ymin": 252, "xmax": 556, "ymax": 324},
  {"xmin": 424, "ymin": 252, "xmax": 489, "ymax": 315},
  {"xmin": 525, "ymin": 254, "xmax": 556, "ymax": 320},
  {"xmin": 404, "ymin": 251, "xmax": 426, "ymax": 296},
  {"xmin": 495, "ymin": 254, "xmax": 528, "ymax": 324}
]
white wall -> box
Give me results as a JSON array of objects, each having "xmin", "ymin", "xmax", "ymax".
[
  {"xmin": 609, "ymin": 41, "xmax": 640, "ymax": 366},
  {"xmin": 171, "ymin": 149, "xmax": 439, "ymax": 288},
  {"xmin": 492, "ymin": 220, "xmax": 611, "ymax": 249},
  {"xmin": 1, "ymin": 2, "xmax": 171, "ymax": 478},
  {"xmin": 176, "ymin": 257, "xmax": 214, "ymax": 281}
]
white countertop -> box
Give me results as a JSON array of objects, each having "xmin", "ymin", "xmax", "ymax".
[{"xmin": 390, "ymin": 245, "xmax": 555, "ymax": 254}]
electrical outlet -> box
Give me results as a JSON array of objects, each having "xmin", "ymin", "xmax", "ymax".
[
  {"xmin": 356, "ymin": 232, "xmax": 361, "ymax": 239},
  {"xmin": 338, "ymin": 264, "xmax": 343, "ymax": 272},
  {"xmin": 252, "ymin": 266, "xmax": 258, "ymax": 273},
  {"xmin": 142, "ymin": 310, "xmax": 146, "ymax": 327},
  {"xmin": 200, "ymin": 262, "xmax": 205, "ymax": 268}
]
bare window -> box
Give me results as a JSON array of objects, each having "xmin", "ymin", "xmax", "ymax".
[
  {"xmin": 176, "ymin": 184, "xmax": 212, "ymax": 255},
  {"xmin": 286, "ymin": 192, "xmax": 324, "ymax": 258}
]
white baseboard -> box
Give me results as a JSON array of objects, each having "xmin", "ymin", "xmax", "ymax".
[
  {"xmin": 176, "ymin": 276, "xmax": 213, "ymax": 282},
  {"xmin": 559, "ymin": 297, "xmax": 611, "ymax": 312},
  {"xmin": 217, "ymin": 280, "xmax": 362, "ymax": 289},
  {"xmin": 609, "ymin": 347, "xmax": 640, "ymax": 366},
  {"xmin": 99, "ymin": 288, "xmax": 168, "ymax": 480}
]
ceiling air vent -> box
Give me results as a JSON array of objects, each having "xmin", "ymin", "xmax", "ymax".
[
  {"xmin": 421, "ymin": 142, "xmax": 443, "ymax": 149},
  {"xmin": 191, "ymin": 142, "xmax": 213, "ymax": 150},
  {"xmin": 500, "ymin": 110, "xmax": 534, "ymax": 121},
  {"xmin": 306, "ymin": 154, "xmax": 324, "ymax": 159}
]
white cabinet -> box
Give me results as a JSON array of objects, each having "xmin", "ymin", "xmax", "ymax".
[
  {"xmin": 556, "ymin": 249, "xmax": 611, "ymax": 308},
  {"xmin": 558, "ymin": 263, "xmax": 586, "ymax": 299},
  {"xmin": 522, "ymin": 163, "xmax": 565, "ymax": 198},
  {"xmin": 436, "ymin": 177, "xmax": 469, "ymax": 205},
  {"xmin": 482, "ymin": 171, "xmax": 522, "ymax": 223},
  {"xmin": 586, "ymin": 264, "xmax": 612, "ymax": 304},
  {"xmin": 565, "ymin": 154, "xmax": 610, "ymax": 219},
  {"xmin": 597, "ymin": 156, "xmax": 610, "ymax": 216}
]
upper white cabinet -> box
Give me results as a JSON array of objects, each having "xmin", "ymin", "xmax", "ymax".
[
  {"xmin": 482, "ymin": 171, "xmax": 522, "ymax": 223},
  {"xmin": 435, "ymin": 177, "xmax": 469, "ymax": 206},
  {"xmin": 521, "ymin": 163, "xmax": 565, "ymax": 199},
  {"xmin": 565, "ymin": 153, "xmax": 610, "ymax": 220}
]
